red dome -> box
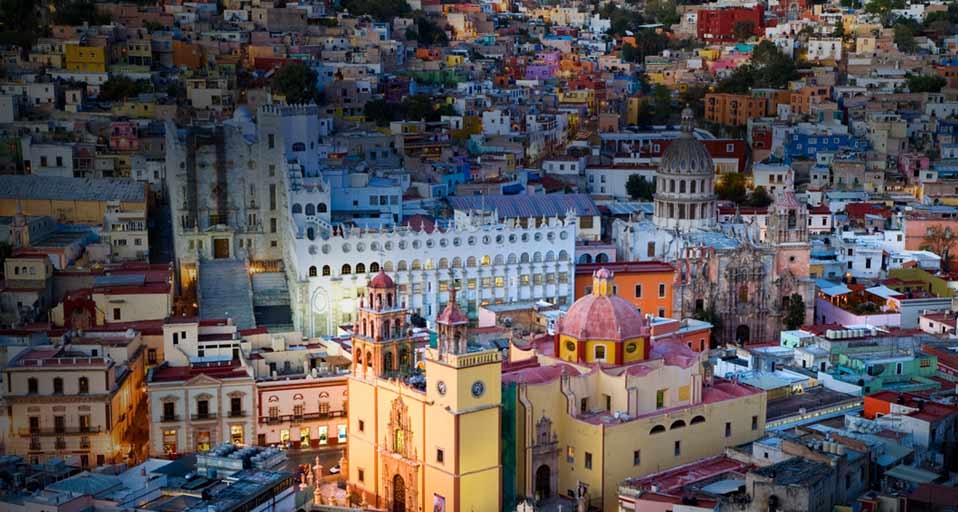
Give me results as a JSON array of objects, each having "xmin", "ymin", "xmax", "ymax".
[
  {"xmin": 368, "ymin": 269, "xmax": 395, "ymax": 289},
  {"xmin": 559, "ymin": 293, "xmax": 648, "ymax": 342}
]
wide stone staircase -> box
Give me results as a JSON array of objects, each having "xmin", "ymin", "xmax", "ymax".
[
  {"xmin": 251, "ymin": 271, "xmax": 293, "ymax": 330},
  {"xmin": 198, "ymin": 259, "xmax": 256, "ymax": 330}
]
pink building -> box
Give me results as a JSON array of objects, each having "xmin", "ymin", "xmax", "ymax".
[
  {"xmin": 898, "ymin": 152, "xmax": 931, "ymax": 185},
  {"xmin": 109, "ymin": 121, "xmax": 139, "ymax": 152}
]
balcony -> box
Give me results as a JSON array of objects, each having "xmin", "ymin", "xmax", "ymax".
[
  {"xmin": 228, "ymin": 410, "xmax": 247, "ymax": 418},
  {"xmin": 159, "ymin": 415, "xmax": 180, "ymax": 423},
  {"xmin": 258, "ymin": 410, "xmax": 346, "ymax": 424},
  {"xmin": 191, "ymin": 413, "xmax": 217, "ymax": 421},
  {"xmin": 20, "ymin": 426, "xmax": 103, "ymax": 436}
]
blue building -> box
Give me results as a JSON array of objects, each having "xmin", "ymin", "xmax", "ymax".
[{"xmin": 784, "ymin": 128, "xmax": 868, "ymax": 161}]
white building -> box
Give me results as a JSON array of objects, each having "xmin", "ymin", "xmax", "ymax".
[
  {"xmin": 481, "ymin": 109, "xmax": 513, "ymax": 135},
  {"xmin": 101, "ymin": 203, "xmax": 149, "ymax": 262},
  {"xmin": 807, "ymin": 38, "xmax": 843, "ymax": 62},
  {"xmin": 21, "ymin": 137, "xmax": 75, "ymax": 177},
  {"xmin": 146, "ymin": 318, "xmax": 255, "ymax": 457},
  {"xmin": 290, "ymin": 212, "xmax": 577, "ymax": 337},
  {"xmin": 752, "ymin": 162, "xmax": 792, "ymax": 194}
]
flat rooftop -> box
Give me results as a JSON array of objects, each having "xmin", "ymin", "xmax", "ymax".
[
  {"xmin": 751, "ymin": 457, "xmax": 831, "ymax": 485},
  {"xmin": 766, "ymin": 386, "xmax": 859, "ymax": 421},
  {"xmin": 0, "ymin": 175, "xmax": 146, "ymax": 203}
]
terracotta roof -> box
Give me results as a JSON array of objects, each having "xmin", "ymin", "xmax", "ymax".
[
  {"xmin": 575, "ymin": 261, "xmax": 675, "ymax": 275},
  {"xmin": 368, "ymin": 269, "xmax": 395, "ymax": 289}
]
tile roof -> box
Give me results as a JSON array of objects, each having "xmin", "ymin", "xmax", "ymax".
[
  {"xmin": 448, "ymin": 193, "xmax": 600, "ymax": 218},
  {"xmin": 0, "ymin": 175, "xmax": 146, "ymax": 203}
]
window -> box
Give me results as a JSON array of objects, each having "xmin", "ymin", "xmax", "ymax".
[
  {"xmin": 148, "ymin": 349, "xmax": 157, "ymax": 364},
  {"xmin": 725, "ymin": 422, "xmax": 732, "ymax": 438},
  {"xmin": 436, "ymin": 448, "xmax": 444, "ymax": 464},
  {"xmin": 674, "ymin": 440, "xmax": 681, "ymax": 456},
  {"xmin": 634, "ymin": 284, "xmax": 642, "ymax": 298},
  {"xmin": 53, "ymin": 378, "xmax": 63, "ymax": 394},
  {"xmin": 656, "ymin": 389, "xmax": 666, "ymax": 409},
  {"xmin": 658, "ymin": 283, "xmax": 666, "ymax": 298},
  {"xmin": 270, "ymin": 218, "xmax": 277, "ymax": 233},
  {"xmin": 865, "ymin": 258, "xmax": 872, "ymax": 269},
  {"xmin": 566, "ymin": 445, "xmax": 574, "ymax": 463},
  {"xmin": 28, "ymin": 378, "xmax": 38, "ymax": 394},
  {"xmin": 358, "ymin": 420, "xmax": 365, "ymax": 432},
  {"xmin": 113, "ymin": 307, "xmax": 121, "ymax": 320},
  {"xmin": 647, "ymin": 241, "xmax": 655, "ymax": 257},
  {"xmin": 78, "ymin": 377, "xmax": 88, "ymax": 394},
  {"xmin": 358, "ymin": 469, "xmax": 364, "ymax": 482},
  {"xmin": 267, "ymin": 134, "xmax": 274, "ymax": 149},
  {"xmin": 633, "ymin": 450, "xmax": 641, "ymax": 466},
  {"xmin": 196, "ymin": 399, "xmax": 209, "ymax": 418},
  {"xmin": 594, "ymin": 345, "xmax": 606, "ymax": 361},
  {"xmin": 585, "ymin": 452, "xmax": 592, "ymax": 470},
  {"xmin": 752, "ymin": 416, "xmax": 758, "ymax": 431}
]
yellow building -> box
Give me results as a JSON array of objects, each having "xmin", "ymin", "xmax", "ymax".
[
  {"xmin": 347, "ymin": 272, "xmax": 502, "ymax": 512},
  {"xmin": 65, "ymin": 44, "xmax": 107, "ymax": 73},
  {"xmin": 346, "ymin": 268, "xmax": 766, "ymax": 511},
  {"xmin": 501, "ymin": 269, "xmax": 767, "ymax": 511}
]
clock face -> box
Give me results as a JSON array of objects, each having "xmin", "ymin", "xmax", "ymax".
[
  {"xmin": 437, "ymin": 380, "xmax": 447, "ymax": 395},
  {"xmin": 471, "ymin": 380, "xmax": 485, "ymax": 398}
]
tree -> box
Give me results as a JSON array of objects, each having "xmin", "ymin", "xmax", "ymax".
[
  {"xmin": 98, "ymin": 77, "xmax": 152, "ymax": 101},
  {"xmin": 907, "ymin": 73, "xmax": 946, "ymax": 93},
  {"xmin": 340, "ymin": 0, "xmax": 410, "ymax": 21},
  {"xmin": 733, "ymin": 20, "xmax": 756, "ymax": 41},
  {"xmin": 893, "ymin": 21, "xmax": 918, "ymax": 52},
  {"xmin": 864, "ymin": 0, "xmax": 905, "ymax": 19},
  {"xmin": 920, "ymin": 225, "xmax": 958, "ymax": 272},
  {"xmin": 645, "ymin": 0, "xmax": 679, "ymax": 26},
  {"xmin": 52, "ymin": 0, "xmax": 111, "ymax": 26},
  {"xmin": 644, "ymin": 85, "xmax": 673, "ymax": 124},
  {"xmin": 626, "ymin": 174, "xmax": 655, "ymax": 200},
  {"xmin": 747, "ymin": 186, "xmax": 773, "ymax": 207},
  {"xmin": 716, "ymin": 41, "xmax": 798, "ymax": 93},
  {"xmin": 715, "ymin": 172, "xmax": 748, "ymax": 203},
  {"xmin": 784, "ymin": 293, "xmax": 807, "ymax": 330},
  {"xmin": 271, "ymin": 61, "xmax": 320, "ymax": 104},
  {"xmin": 410, "ymin": 16, "xmax": 449, "ymax": 46}
]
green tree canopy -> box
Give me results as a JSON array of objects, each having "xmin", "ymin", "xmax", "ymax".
[
  {"xmin": 893, "ymin": 21, "xmax": 918, "ymax": 52},
  {"xmin": 747, "ymin": 186, "xmax": 774, "ymax": 207},
  {"xmin": 784, "ymin": 293, "xmax": 807, "ymax": 330},
  {"xmin": 733, "ymin": 20, "xmax": 756, "ymax": 41},
  {"xmin": 626, "ymin": 174, "xmax": 656, "ymax": 200},
  {"xmin": 864, "ymin": 0, "xmax": 905, "ymax": 19},
  {"xmin": 409, "ymin": 16, "xmax": 449, "ymax": 46},
  {"xmin": 98, "ymin": 77, "xmax": 152, "ymax": 101},
  {"xmin": 907, "ymin": 73, "xmax": 946, "ymax": 93},
  {"xmin": 364, "ymin": 95, "xmax": 457, "ymax": 126},
  {"xmin": 716, "ymin": 172, "xmax": 748, "ymax": 203},
  {"xmin": 716, "ymin": 41, "xmax": 799, "ymax": 93},
  {"xmin": 340, "ymin": 0, "xmax": 411, "ymax": 20},
  {"xmin": 271, "ymin": 61, "xmax": 320, "ymax": 104},
  {"xmin": 645, "ymin": 0, "xmax": 680, "ymax": 26}
]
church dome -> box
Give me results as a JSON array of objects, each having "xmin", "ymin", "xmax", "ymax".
[
  {"xmin": 659, "ymin": 107, "xmax": 714, "ymax": 177},
  {"xmin": 559, "ymin": 269, "xmax": 648, "ymax": 342},
  {"xmin": 368, "ymin": 269, "xmax": 395, "ymax": 289}
]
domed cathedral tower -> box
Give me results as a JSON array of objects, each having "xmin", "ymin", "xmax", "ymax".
[
  {"xmin": 766, "ymin": 170, "xmax": 814, "ymax": 330},
  {"xmin": 556, "ymin": 268, "xmax": 651, "ymax": 365},
  {"xmin": 653, "ymin": 107, "xmax": 718, "ymax": 231},
  {"xmin": 436, "ymin": 287, "xmax": 468, "ymax": 356},
  {"xmin": 352, "ymin": 270, "xmax": 414, "ymax": 379}
]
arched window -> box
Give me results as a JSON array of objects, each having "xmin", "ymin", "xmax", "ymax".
[
  {"xmin": 370, "ymin": 262, "xmax": 380, "ymax": 273},
  {"xmin": 438, "ymin": 258, "xmax": 449, "ymax": 269},
  {"xmin": 342, "ymin": 264, "xmax": 352, "ymax": 275},
  {"xmin": 690, "ymin": 181, "xmax": 696, "ymax": 194},
  {"xmin": 466, "ymin": 256, "xmax": 477, "ymax": 267},
  {"xmin": 481, "ymin": 255, "xmax": 491, "ymax": 266},
  {"xmin": 292, "ymin": 142, "xmax": 306, "ymax": 151},
  {"xmin": 397, "ymin": 260, "xmax": 408, "ymax": 271},
  {"xmin": 13, "ymin": 267, "xmax": 19, "ymax": 275},
  {"xmin": 690, "ymin": 415, "xmax": 706, "ymax": 425},
  {"xmin": 306, "ymin": 227, "xmax": 315, "ymax": 240},
  {"xmin": 679, "ymin": 180, "xmax": 686, "ymax": 193},
  {"xmin": 650, "ymin": 425, "xmax": 666, "ymax": 435},
  {"xmin": 669, "ymin": 179, "xmax": 676, "ymax": 193},
  {"xmin": 305, "ymin": 204, "xmax": 315, "ymax": 216},
  {"xmin": 520, "ymin": 253, "xmax": 530, "ymax": 263},
  {"xmin": 322, "ymin": 265, "xmax": 331, "ymax": 276},
  {"xmin": 78, "ymin": 377, "xmax": 89, "ymax": 394},
  {"xmin": 356, "ymin": 263, "xmax": 366, "ymax": 274},
  {"xmin": 318, "ymin": 203, "xmax": 328, "ymax": 213},
  {"xmin": 411, "ymin": 259, "xmax": 422, "ymax": 270},
  {"xmin": 738, "ymin": 285, "xmax": 748, "ymax": 304},
  {"xmin": 292, "ymin": 203, "xmax": 303, "ymax": 214},
  {"xmin": 308, "ymin": 266, "xmax": 318, "ymax": 277},
  {"xmin": 670, "ymin": 419, "xmax": 686, "ymax": 429}
]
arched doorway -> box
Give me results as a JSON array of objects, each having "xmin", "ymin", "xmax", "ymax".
[
  {"xmin": 596, "ymin": 252, "xmax": 609, "ymax": 263},
  {"xmin": 392, "ymin": 474, "xmax": 406, "ymax": 512},
  {"xmin": 736, "ymin": 324, "xmax": 750, "ymax": 344},
  {"xmin": 535, "ymin": 464, "xmax": 551, "ymax": 500},
  {"xmin": 578, "ymin": 253, "xmax": 593, "ymax": 264}
]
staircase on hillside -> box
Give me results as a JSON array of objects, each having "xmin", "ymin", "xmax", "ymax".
[
  {"xmin": 198, "ymin": 259, "xmax": 256, "ymax": 330},
  {"xmin": 251, "ymin": 272, "xmax": 293, "ymax": 330}
]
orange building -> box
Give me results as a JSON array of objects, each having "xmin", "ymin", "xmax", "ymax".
[
  {"xmin": 904, "ymin": 214, "xmax": 958, "ymax": 270},
  {"xmin": 704, "ymin": 93, "xmax": 768, "ymax": 127},
  {"xmin": 650, "ymin": 317, "xmax": 712, "ymax": 352},
  {"xmin": 173, "ymin": 40, "xmax": 204, "ymax": 70},
  {"xmin": 574, "ymin": 262, "xmax": 676, "ymax": 319},
  {"xmin": 789, "ymin": 85, "xmax": 831, "ymax": 116}
]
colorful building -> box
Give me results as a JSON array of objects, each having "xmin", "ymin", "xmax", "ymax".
[
  {"xmin": 574, "ymin": 261, "xmax": 675, "ymax": 319},
  {"xmin": 347, "ymin": 272, "xmax": 502, "ymax": 512},
  {"xmin": 704, "ymin": 93, "xmax": 768, "ymax": 127},
  {"xmin": 65, "ymin": 44, "xmax": 107, "ymax": 73},
  {"xmin": 696, "ymin": 5, "xmax": 765, "ymax": 42}
]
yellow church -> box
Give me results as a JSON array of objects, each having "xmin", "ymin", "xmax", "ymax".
[{"xmin": 347, "ymin": 268, "xmax": 767, "ymax": 511}]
